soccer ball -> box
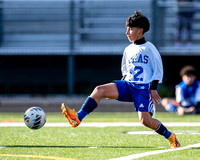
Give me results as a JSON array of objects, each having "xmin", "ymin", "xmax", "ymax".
[{"xmin": 24, "ymin": 107, "xmax": 46, "ymax": 129}]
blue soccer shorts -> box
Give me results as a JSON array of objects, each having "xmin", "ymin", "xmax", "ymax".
[{"xmin": 113, "ymin": 80, "xmax": 154, "ymax": 115}]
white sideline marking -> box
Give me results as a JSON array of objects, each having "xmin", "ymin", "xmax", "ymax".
[
  {"xmin": 109, "ymin": 143, "xmax": 200, "ymax": 160},
  {"xmin": 1, "ymin": 122, "xmax": 200, "ymax": 127}
]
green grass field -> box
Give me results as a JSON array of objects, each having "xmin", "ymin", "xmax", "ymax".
[{"xmin": 0, "ymin": 112, "xmax": 200, "ymax": 160}]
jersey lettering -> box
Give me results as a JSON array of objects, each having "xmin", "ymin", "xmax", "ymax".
[
  {"xmin": 143, "ymin": 55, "xmax": 149, "ymax": 64},
  {"xmin": 138, "ymin": 54, "xmax": 143, "ymax": 63},
  {"xmin": 129, "ymin": 54, "xmax": 149, "ymax": 64}
]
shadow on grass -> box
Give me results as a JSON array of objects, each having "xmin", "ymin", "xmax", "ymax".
[{"xmin": 4, "ymin": 145, "xmax": 158, "ymax": 149}]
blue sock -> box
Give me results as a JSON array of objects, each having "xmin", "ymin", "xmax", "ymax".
[
  {"xmin": 77, "ymin": 97, "xmax": 98, "ymax": 121},
  {"xmin": 155, "ymin": 122, "xmax": 172, "ymax": 139},
  {"xmin": 77, "ymin": 109, "xmax": 88, "ymax": 122}
]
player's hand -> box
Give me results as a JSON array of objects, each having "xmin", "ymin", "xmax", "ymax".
[
  {"xmin": 150, "ymin": 90, "xmax": 161, "ymax": 104},
  {"xmin": 188, "ymin": 106, "xmax": 195, "ymax": 113}
]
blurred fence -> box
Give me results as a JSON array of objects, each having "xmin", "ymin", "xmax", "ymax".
[
  {"xmin": 158, "ymin": 0, "xmax": 200, "ymax": 54},
  {"xmin": 0, "ymin": 0, "xmax": 152, "ymax": 55},
  {"xmin": 0, "ymin": 0, "xmax": 199, "ymax": 56}
]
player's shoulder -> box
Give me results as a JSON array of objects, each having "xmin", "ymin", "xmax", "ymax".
[
  {"xmin": 144, "ymin": 41, "xmax": 160, "ymax": 55},
  {"xmin": 125, "ymin": 43, "xmax": 134, "ymax": 49},
  {"xmin": 145, "ymin": 41, "xmax": 157, "ymax": 49},
  {"xmin": 176, "ymin": 81, "xmax": 184, "ymax": 88},
  {"xmin": 124, "ymin": 43, "xmax": 135, "ymax": 54}
]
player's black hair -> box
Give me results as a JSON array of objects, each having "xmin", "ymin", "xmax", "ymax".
[
  {"xmin": 180, "ymin": 65, "xmax": 198, "ymax": 77},
  {"xmin": 126, "ymin": 11, "xmax": 150, "ymax": 34}
]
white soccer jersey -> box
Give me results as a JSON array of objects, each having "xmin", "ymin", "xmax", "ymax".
[{"xmin": 121, "ymin": 41, "xmax": 163, "ymax": 84}]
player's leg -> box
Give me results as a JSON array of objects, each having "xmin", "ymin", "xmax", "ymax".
[
  {"xmin": 61, "ymin": 82, "xmax": 119, "ymax": 127},
  {"xmin": 138, "ymin": 111, "xmax": 180, "ymax": 148},
  {"xmin": 132, "ymin": 88, "xmax": 180, "ymax": 148},
  {"xmin": 138, "ymin": 111, "xmax": 160, "ymax": 130},
  {"xmin": 138, "ymin": 112, "xmax": 172, "ymax": 138},
  {"xmin": 90, "ymin": 82, "xmax": 119, "ymax": 104},
  {"xmin": 77, "ymin": 83, "xmax": 119, "ymax": 121}
]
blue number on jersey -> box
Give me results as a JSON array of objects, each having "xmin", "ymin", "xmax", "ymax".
[{"xmin": 134, "ymin": 66, "xmax": 143, "ymax": 81}]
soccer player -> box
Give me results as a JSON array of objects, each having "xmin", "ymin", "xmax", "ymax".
[
  {"xmin": 162, "ymin": 65, "xmax": 200, "ymax": 116},
  {"xmin": 61, "ymin": 11, "xmax": 180, "ymax": 148}
]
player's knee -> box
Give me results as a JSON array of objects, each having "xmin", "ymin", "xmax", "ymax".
[{"xmin": 93, "ymin": 85, "xmax": 105, "ymax": 97}]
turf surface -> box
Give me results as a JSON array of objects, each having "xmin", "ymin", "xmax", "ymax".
[{"xmin": 0, "ymin": 112, "xmax": 200, "ymax": 160}]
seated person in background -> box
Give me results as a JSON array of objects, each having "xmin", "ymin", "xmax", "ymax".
[{"xmin": 162, "ymin": 65, "xmax": 200, "ymax": 116}]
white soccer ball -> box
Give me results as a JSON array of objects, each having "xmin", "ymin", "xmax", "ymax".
[{"xmin": 24, "ymin": 107, "xmax": 46, "ymax": 129}]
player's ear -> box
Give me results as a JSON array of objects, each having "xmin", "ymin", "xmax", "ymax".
[{"xmin": 140, "ymin": 28, "xmax": 144, "ymax": 35}]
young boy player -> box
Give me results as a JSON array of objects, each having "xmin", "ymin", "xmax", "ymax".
[{"xmin": 61, "ymin": 11, "xmax": 180, "ymax": 148}]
